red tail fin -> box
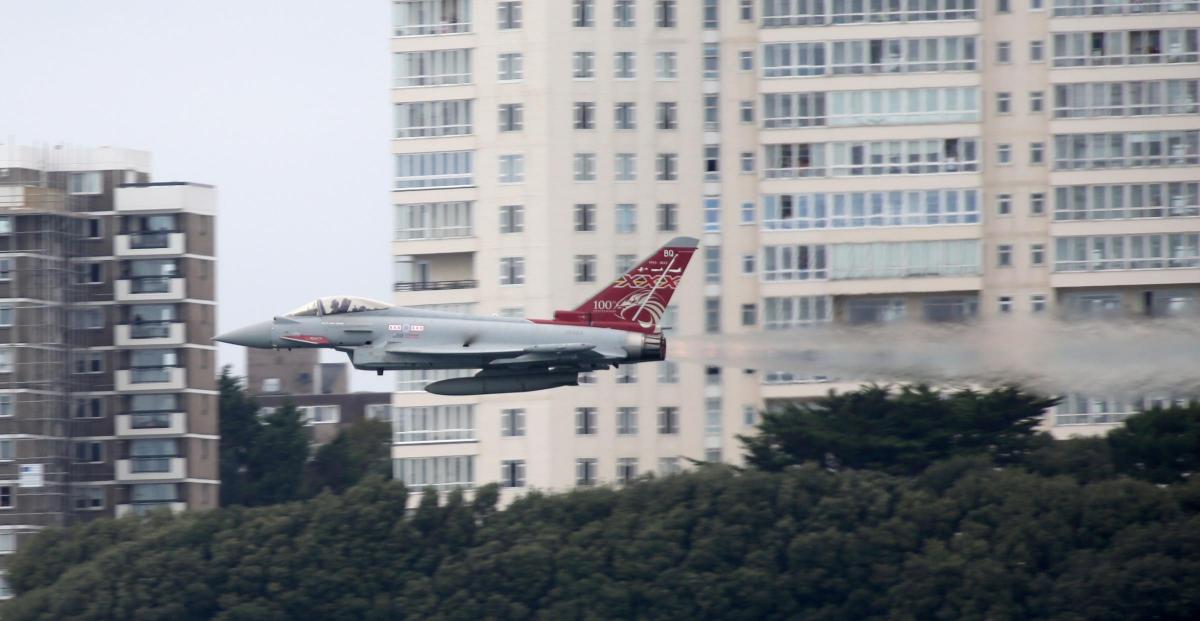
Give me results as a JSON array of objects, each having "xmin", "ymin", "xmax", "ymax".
[{"xmin": 539, "ymin": 237, "xmax": 698, "ymax": 333}]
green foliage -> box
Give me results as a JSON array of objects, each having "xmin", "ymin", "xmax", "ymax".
[
  {"xmin": 1108, "ymin": 403, "xmax": 1200, "ymax": 484},
  {"xmin": 5, "ymin": 467, "xmax": 1199, "ymax": 620},
  {"xmin": 304, "ymin": 419, "xmax": 392, "ymax": 496},
  {"xmin": 218, "ymin": 367, "xmax": 262, "ymax": 506},
  {"xmin": 741, "ymin": 385, "xmax": 1057, "ymax": 475},
  {"xmin": 243, "ymin": 403, "xmax": 309, "ymax": 506}
]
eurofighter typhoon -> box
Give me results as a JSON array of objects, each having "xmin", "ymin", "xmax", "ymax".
[{"xmin": 216, "ymin": 238, "xmax": 697, "ymax": 395}]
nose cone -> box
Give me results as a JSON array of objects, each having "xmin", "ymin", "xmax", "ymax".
[{"xmin": 214, "ymin": 321, "xmax": 274, "ymax": 349}]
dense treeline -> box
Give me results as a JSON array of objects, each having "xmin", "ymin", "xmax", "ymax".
[{"xmin": 5, "ymin": 387, "xmax": 1199, "ymax": 620}]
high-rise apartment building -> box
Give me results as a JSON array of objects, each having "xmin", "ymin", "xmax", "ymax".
[
  {"xmin": 0, "ymin": 145, "xmax": 218, "ymax": 593},
  {"xmin": 388, "ymin": 0, "xmax": 1199, "ymax": 499}
]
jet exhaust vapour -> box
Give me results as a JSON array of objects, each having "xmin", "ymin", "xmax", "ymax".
[{"xmin": 671, "ymin": 318, "xmax": 1200, "ymax": 397}]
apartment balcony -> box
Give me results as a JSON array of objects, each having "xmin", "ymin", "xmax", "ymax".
[
  {"xmin": 393, "ymin": 279, "xmax": 478, "ymax": 292},
  {"xmin": 392, "ymin": 235, "xmax": 477, "ymax": 256},
  {"xmin": 114, "ymin": 322, "xmax": 185, "ymax": 347},
  {"xmin": 115, "ymin": 501, "xmax": 187, "ymax": 518},
  {"xmin": 116, "ymin": 411, "xmax": 187, "ymax": 436},
  {"xmin": 115, "ymin": 182, "xmax": 215, "ymax": 215},
  {"xmin": 115, "ymin": 231, "xmax": 185, "ymax": 256},
  {"xmin": 115, "ymin": 276, "xmax": 184, "ymax": 302},
  {"xmin": 116, "ymin": 456, "xmax": 186, "ymax": 481},
  {"xmin": 116, "ymin": 367, "xmax": 186, "ymax": 391}
]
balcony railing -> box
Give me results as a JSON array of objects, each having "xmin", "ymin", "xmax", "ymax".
[
  {"xmin": 130, "ymin": 321, "xmax": 174, "ymax": 339},
  {"xmin": 394, "ymin": 279, "xmax": 478, "ymax": 292},
  {"xmin": 128, "ymin": 276, "xmax": 175, "ymax": 294},
  {"xmin": 394, "ymin": 428, "xmax": 477, "ymax": 444},
  {"xmin": 130, "ymin": 456, "xmax": 175, "ymax": 473},
  {"xmin": 130, "ymin": 366, "xmax": 173, "ymax": 383},
  {"xmin": 128, "ymin": 231, "xmax": 173, "ymax": 249}
]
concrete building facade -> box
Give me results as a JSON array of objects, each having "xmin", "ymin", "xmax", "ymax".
[
  {"xmin": 387, "ymin": 0, "xmax": 1199, "ymax": 500},
  {"xmin": 0, "ymin": 145, "xmax": 218, "ymax": 594}
]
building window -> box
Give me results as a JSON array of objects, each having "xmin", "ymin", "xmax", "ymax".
[
  {"xmin": 499, "ymin": 205, "xmax": 524, "ymax": 234},
  {"xmin": 76, "ymin": 262, "xmax": 103, "ymax": 284},
  {"xmin": 923, "ymin": 296, "xmax": 979, "ymax": 322},
  {"xmin": 739, "ymin": 100, "xmax": 754, "ymax": 123},
  {"xmin": 1031, "ymin": 192, "xmax": 1046, "ymax": 216},
  {"xmin": 576, "ymin": 458, "xmax": 597, "ymax": 485},
  {"xmin": 0, "ymin": 486, "xmax": 12, "ymax": 509},
  {"xmin": 573, "ymin": 0, "xmax": 595, "ymax": 26},
  {"xmin": 704, "ymin": 95, "xmax": 719, "ymax": 130},
  {"xmin": 1052, "ymin": 30, "xmax": 1199, "ymax": 68},
  {"xmin": 573, "ymin": 51, "xmax": 595, "ymax": 78},
  {"xmin": 997, "ymin": 143, "xmax": 1012, "ymax": 165},
  {"xmin": 499, "ymin": 257, "xmax": 525, "ymax": 285},
  {"xmin": 68, "ymin": 172, "xmax": 102, "ymax": 195},
  {"xmin": 703, "ymin": 43, "xmax": 720, "ymax": 79},
  {"xmin": 1030, "ymin": 142, "xmax": 1045, "ymax": 165},
  {"xmin": 612, "ymin": 103, "xmax": 638, "ymax": 131},
  {"xmin": 739, "ymin": 50, "xmax": 754, "ymax": 71},
  {"xmin": 576, "ymin": 407, "xmax": 597, "ymax": 435},
  {"xmin": 0, "ymin": 439, "xmax": 13, "ymax": 461},
  {"xmin": 764, "ymin": 296, "xmax": 832, "ymax": 329},
  {"xmin": 616, "ymin": 254, "xmax": 637, "ymax": 275},
  {"xmin": 704, "ymin": 146, "xmax": 720, "ymax": 181},
  {"xmin": 1031, "ymin": 294, "xmax": 1047, "ymax": 314},
  {"xmin": 1030, "ymin": 90, "xmax": 1044, "ymax": 113},
  {"xmin": 996, "ymin": 92, "xmax": 1011, "ymax": 114},
  {"xmin": 392, "ymin": 0, "xmax": 471, "ymax": 36},
  {"xmin": 498, "ymin": 103, "xmax": 523, "ymax": 132},
  {"xmin": 574, "ymin": 153, "xmax": 596, "ymax": 181},
  {"xmin": 997, "ymin": 0, "xmax": 1010, "ymax": 12},
  {"xmin": 395, "ymin": 456, "xmax": 475, "ymax": 491},
  {"xmin": 574, "ymin": 255, "xmax": 597, "ymax": 283},
  {"xmin": 395, "ymin": 100, "xmax": 473, "ymax": 138},
  {"xmin": 1054, "ymin": 234, "xmax": 1200, "ymax": 272},
  {"xmin": 705, "ymin": 397, "xmax": 722, "ymax": 434},
  {"xmin": 392, "ymin": 405, "xmax": 476, "ymax": 443},
  {"xmin": 657, "ymin": 407, "xmax": 679, "ymax": 434},
  {"xmin": 616, "ymin": 364, "xmax": 637, "ymax": 384},
  {"xmin": 573, "ymin": 102, "xmax": 595, "ymax": 129},
  {"xmin": 615, "ymin": 204, "xmax": 637, "ymax": 234},
  {"xmin": 999, "ymin": 296, "xmax": 1013, "ymax": 314},
  {"xmin": 393, "ymin": 49, "xmax": 471, "ymax": 87},
  {"xmin": 1054, "ymin": 182, "xmax": 1199, "ymax": 220},
  {"xmin": 740, "ymin": 152, "xmax": 755, "ymax": 174},
  {"xmin": 704, "ymin": 246, "xmax": 721, "ymax": 284},
  {"xmin": 498, "ymin": 154, "xmax": 524, "ymax": 183},
  {"xmin": 741, "ymin": 303, "xmax": 757, "ymax": 326},
  {"xmin": 616, "ymin": 458, "xmax": 638, "ymax": 483},
  {"xmin": 74, "ymin": 486, "xmax": 105, "ymax": 510},
  {"xmin": 498, "ymin": 1, "xmax": 522, "ymax": 29},
  {"xmin": 705, "ymin": 298, "xmax": 721, "ymax": 334},
  {"xmin": 658, "ymin": 361, "xmax": 679, "ymax": 384},
  {"xmin": 614, "ymin": 51, "xmax": 637, "ymax": 78},
  {"xmin": 997, "ymin": 41, "xmax": 1011, "ymax": 64},
  {"xmin": 395, "ymin": 201, "xmax": 473, "ymax": 240},
  {"xmin": 498, "ymin": 52, "xmax": 523, "ymax": 81},
  {"xmin": 574, "ymin": 204, "xmax": 596, "ymax": 232},
  {"xmin": 657, "ymin": 203, "xmax": 677, "ymax": 232},
  {"xmin": 616, "ymin": 407, "xmax": 638, "ymax": 435},
  {"xmin": 0, "ymin": 396, "xmax": 11, "ymax": 417},
  {"xmin": 997, "ymin": 193, "xmax": 1012, "ymax": 216},
  {"xmin": 394, "ymin": 151, "xmax": 473, "ymax": 190},
  {"xmin": 0, "ymin": 306, "xmax": 11, "ymax": 328},
  {"xmin": 614, "ymin": 0, "xmax": 636, "ymax": 26},
  {"xmin": 655, "ymin": 153, "xmax": 678, "ymax": 181},
  {"xmin": 1052, "ymin": 130, "xmax": 1199, "ymax": 171},
  {"xmin": 742, "ymin": 253, "xmax": 756, "ymax": 274},
  {"xmin": 0, "ymin": 259, "xmax": 10, "ymax": 281},
  {"xmin": 1030, "ymin": 40, "xmax": 1044, "ymax": 62},
  {"xmin": 1031, "ymin": 244, "xmax": 1046, "ymax": 266},
  {"xmin": 501, "ymin": 460, "xmax": 526, "ymax": 488},
  {"xmin": 615, "ymin": 153, "xmax": 637, "ymax": 181},
  {"xmin": 997, "ymin": 244, "xmax": 1013, "ymax": 267},
  {"xmin": 656, "ymin": 102, "xmax": 678, "ymax": 129},
  {"xmin": 75, "ymin": 441, "xmax": 102, "ymax": 463},
  {"xmin": 656, "ymin": 52, "xmax": 678, "ymax": 79},
  {"xmin": 74, "ymin": 352, "xmax": 104, "ymax": 375},
  {"xmin": 656, "ymin": 0, "xmax": 677, "ymax": 27}
]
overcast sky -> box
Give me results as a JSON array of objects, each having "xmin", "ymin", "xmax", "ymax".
[{"xmin": 0, "ymin": 1, "xmax": 393, "ymax": 390}]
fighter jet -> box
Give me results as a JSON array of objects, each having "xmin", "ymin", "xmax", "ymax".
[{"xmin": 216, "ymin": 237, "xmax": 697, "ymax": 395}]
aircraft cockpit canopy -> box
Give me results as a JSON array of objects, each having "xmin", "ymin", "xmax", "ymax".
[{"xmin": 285, "ymin": 296, "xmax": 392, "ymax": 317}]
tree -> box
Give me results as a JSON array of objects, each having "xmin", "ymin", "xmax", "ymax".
[
  {"xmin": 740, "ymin": 384, "xmax": 1057, "ymax": 475},
  {"xmin": 244, "ymin": 403, "xmax": 309, "ymax": 506},
  {"xmin": 304, "ymin": 418, "xmax": 392, "ymax": 496},
  {"xmin": 1108, "ymin": 403, "xmax": 1200, "ymax": 484},
  {"xmin": 217, "ymin": 367, "xmax": 261, "ymax": 506}
]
